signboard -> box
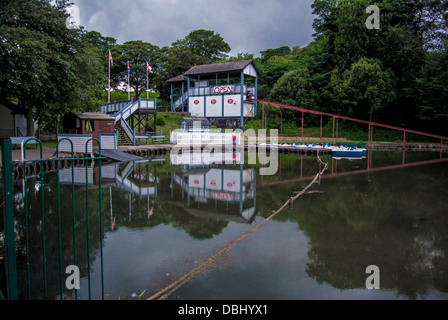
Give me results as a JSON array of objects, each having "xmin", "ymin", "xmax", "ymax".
[
  {"xmin": 213, "ymin": 192, "xmax": 233, "ymax": 201},
  {"xmin": 213, "ymin": 85, "xmax": 234, "ymax": 94}
]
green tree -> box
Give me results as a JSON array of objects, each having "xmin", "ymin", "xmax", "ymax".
[
  {"xmin": 0, "ymin": 0, "xmax": 104, "ymax": 135},
  {"xmin": 330, "ymin": 57, "xmax": 396, "ymax": 122},
  {"xmin": 172, "ymin": 29, "xmax": 231, "ymax": 63},
  {"xmin": 155, "ymin": 46, "xmax": 207, "ymax": 101},
  {"xmin": 110, "ymin": 40, "xmax": 162, "ymax": 100},
  {"xmin": 260, "ymin": 46, "xmax": 292, "ymax": 63},
  {"xmin": 411, "ymin": 49, "xmax": 448, "ymax": 134},
  {"xmin": 269, "ymin": 68, "xmax": 316, "ymax": 109}
]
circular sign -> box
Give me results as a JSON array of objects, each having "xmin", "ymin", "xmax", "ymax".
[
  {"xmin": 210, "ymin": 181, "xmax": 216, "ymax": 187},
  {"xmin": 194, "ymin": 180, "xmax": 200, "ymax": 185},
  {"xmin": 227, "ymin": 182, "xmax": 233, "ymax": 188},
  {"xmin": 228, "ymin": 99, "xmax": 234, "ymax": 104},
  {"xmin": 194, "ymin": 100, "xmax": 200, "ymax": 105},
  {"xmin": 211, "ymin": 99, "xmax": 217, "ymax": 104}
]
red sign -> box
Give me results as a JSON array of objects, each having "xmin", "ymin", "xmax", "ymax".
[
  {"xmin": 210, "ymin": 181, "xmax": 216, "ymax": 187},
  {"xmin": 227, "ymin": 182, "xmax": 233, "ymax": 188},
  {"xmin": 214, "ymin": 86, "xmax": 234, "ymax": 94},
  {"xmin": 211, "ymin": 99, "xmax": 217, "ymax": 104},
  {"xmin": 194, "ymin": 100, "xmax": 200, "ymax": 105},
  {"xmin": 194, "ymin": 180, "xmax": 200, "ymax": 185},
  {"xmin": 227, "ymin": 99, "xmax": 234, "ymax": 104},
  {"xmin": 213, "ymin": 192, "xmax": 233, "ymax": 201}
]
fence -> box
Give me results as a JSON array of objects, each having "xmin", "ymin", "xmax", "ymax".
[{"xmin": 1, "ymin": 137, "xmax": 107, "ymax": 300}]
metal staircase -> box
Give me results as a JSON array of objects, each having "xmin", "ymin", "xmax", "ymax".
[
  {"xmin": 100, "ymin": 98, "xmax": 156, "ymax": 146},
  {"xmin": 172, "ymin": 91, "xmax": 188, "ymax": 112}
]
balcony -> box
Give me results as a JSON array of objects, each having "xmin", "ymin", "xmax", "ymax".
[{"xmin": 188, "ymin": 84, "xmax": 256, "ymax": 98}]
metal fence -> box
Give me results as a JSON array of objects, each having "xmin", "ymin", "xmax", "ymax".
[{"xmin": 1, "ymin": 137, "xmax": 107, "ymax": 300}]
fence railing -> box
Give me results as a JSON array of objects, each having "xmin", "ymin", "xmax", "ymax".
[{"xmin": 1, "ymin": 137, "xmax": 107, "ymax": 300}]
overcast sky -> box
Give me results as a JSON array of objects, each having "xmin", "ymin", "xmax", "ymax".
[{"xmin": 71, "ymin": 0, "xmax": 316, "ymax": 57}]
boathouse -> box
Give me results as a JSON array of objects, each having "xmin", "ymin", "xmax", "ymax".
[
  {"xmin": 62, "ymin": 111, "xmax": 115, "ymax": 141},
  {"xmin": 167, "ymin": 60, "xmax": 258, "ymax": 128}
]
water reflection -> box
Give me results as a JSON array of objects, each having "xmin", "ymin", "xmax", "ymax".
[
  {"xmin": 4, "ymin": 150, "xmax": 448, "ymax": 300},
  {"xmin": 170, "ymin": 152, "xmax": 256, "ymax": 222}
]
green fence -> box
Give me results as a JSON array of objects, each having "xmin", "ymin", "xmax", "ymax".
[{"xmin": 1, "ymin": 138, "xmax": 107, "ymax": 300}]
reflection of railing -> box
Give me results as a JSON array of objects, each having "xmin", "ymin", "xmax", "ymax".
[
  {"xmin": 257, "ymin": 152, "xmax": 448, "ymax": 188},
  {"xmin": 115, "ymin": 161, "xmax": 157, "ymax": 198}
]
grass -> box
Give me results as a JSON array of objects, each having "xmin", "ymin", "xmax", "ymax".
[{"xmin": 27, "ymin": 112, "xmax": 444, "ymax": 148}]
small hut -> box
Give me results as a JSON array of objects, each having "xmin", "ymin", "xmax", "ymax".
[
  {"xmin": 62, "ymin": 112, "xmax": 115, "ymax": 140},
  {"xmin": 178, "ymin": 118, "xmax": 212, "ymax": 132}
]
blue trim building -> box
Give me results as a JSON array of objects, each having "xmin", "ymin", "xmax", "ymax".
[{"xmin": 167, "ymin": 60, "xmax": 258, "ymax": 128}]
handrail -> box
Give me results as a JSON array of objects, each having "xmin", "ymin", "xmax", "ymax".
[{"xmin": 251, "ymin": 98, "xmax": 448, "ymax": 143}]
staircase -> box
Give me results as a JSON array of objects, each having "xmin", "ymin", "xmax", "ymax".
[
  {"xmin": 99, "ymin": 98, "xmax": 156, "ymax": 146},
  {"xmin": 172, "ymin": 91, "xmax": 188, "ymax": 112},
  {"xmin": 115, "ymin": 123, "xmax": 132, "ymax": 146}
]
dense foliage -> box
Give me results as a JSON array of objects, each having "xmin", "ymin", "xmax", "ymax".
[{"xmin": 1, "ymin": 0, "xmax": 447, "ymax": 135}]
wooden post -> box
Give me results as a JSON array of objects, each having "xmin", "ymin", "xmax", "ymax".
[
  {"xmin": 336, "ymin": 118, "xmax": 338, "ymax": 139},
  {"xmin": 320, "ymin": 114, "xmax": 322, "ymax": 140},
  {"xmin": 262, "ymin": 103, "xmax": 265, "ymax": 130},
  {"xmin": 301, "ymin": 112, "xmax": 304, "ymax": 140},
  {"xmin": 332, "ymin": 117, "xmax": 335, "ymax": 143},
  {"xmin": 403, "ymin": 131, "xmax": 406, "ymax": 150},
  {"xmin": 280, "ymin": 109, "xmax": 283, "ymax": 134}
]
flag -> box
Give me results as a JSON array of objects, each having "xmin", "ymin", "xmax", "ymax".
[
  {"xmin": 127, "ymin": 61, "xmax": 130, "ymax": 75},
  {"xmin": 147, "ymin": 62, "xmax": 152, "ymax": 73},
  {"xmin": 109, "ymin": 50, "xmax": 113, "ymax": 66}
]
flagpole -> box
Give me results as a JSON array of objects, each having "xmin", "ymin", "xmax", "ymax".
[
  {"xmin": 128, "ymin": 61, "xmax": 130, "ymax": 101},
  {"xmin": 146, "ymin": 62, "xmax": 149, "ymax": 100},
  {"xmin": 108, "ymin": 52, "xmax": 111, "ymax": 104}
]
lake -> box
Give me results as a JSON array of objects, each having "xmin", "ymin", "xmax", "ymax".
[{"xmin": 5, "ymin": 149, "xmax": 448, "ymax": 300}]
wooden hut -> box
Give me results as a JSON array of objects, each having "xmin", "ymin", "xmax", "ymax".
[{"xmin": 62, "ymin": 112, "xmax": 115, "ymax": 141}]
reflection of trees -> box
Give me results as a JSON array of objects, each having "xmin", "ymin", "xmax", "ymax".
[
  {"xmin": 10, "ymin": 159, "xmax": 234, "ymax": 299},
  {"xmin": 254, "ymin": 152, "xmax": 448, "ymax": 299},
  {"xmin": 14, "ymin": 173, "xmax": 104, "ymax": 300},
  {"xmin": 294, "ymin": 164, "xmax": 448, "ymax": 299}
]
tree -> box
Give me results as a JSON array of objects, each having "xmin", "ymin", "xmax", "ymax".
[
  {"xmin": 0, "ymin": 0, "xmax": 103, "ymax": 135},
  {"xmin": 172, "ymin": 29, "xmax": 231, "ymax": 63},
  {"xmin": 110, "ymin": 41, "xmax": 162, "ymax": 100},
  {"xmin": 260, "ymin": 46, "xmax": 292, "ymax": 63},
  {"xmin": 411, "ymin": 49, "xmax": 448, "ymax": 134},
  {"xmin": 330, "ymin": 57, "xmax": 396, "ymax": 122},
  {"xmin": 269, "ymin": 68, "xmax": 316, "ymax": 109},
  {"xmin": 155, "ymin": 47, "xmax": 207, "ymax": 101}
]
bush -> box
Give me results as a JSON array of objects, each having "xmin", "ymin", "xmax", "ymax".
[{"xmin": 156, "ymin": 116, "xmax": 166, "ymax": 126}]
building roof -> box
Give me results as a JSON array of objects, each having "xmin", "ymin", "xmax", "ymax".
[
  {"xmin": 178, "ymin": 117, "xmax": 212, "ymax": 126},
  {"xmin": 183, "ymin": 60, "xmax": 257, "ymax": 76},
  {"xmin": 0, "ymin": 100, "xmax": 28, "ymax": 114},
  {"xmin": 166, "ymin": 75, "xmax": 190, "ymax": 83},
  {"xmin": 70, "ymin": 112, "xmax": 114, "ymax": 121}
]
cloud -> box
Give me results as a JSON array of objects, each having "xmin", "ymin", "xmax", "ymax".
[{"xmin": 72, "ymin": 0, "xmax": 316, "ymax": 56}]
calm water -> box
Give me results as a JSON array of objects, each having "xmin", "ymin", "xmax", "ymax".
[{"xmin": 5, "ymin": 150, "xmax": 448, "ymax": 300}]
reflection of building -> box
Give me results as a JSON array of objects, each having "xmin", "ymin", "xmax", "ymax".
[
  {"xmin": 58, "ymin": 160, "xmax": 158, "ymax": 198},
  {"xmin": 170, "ymin": 152, "xmax": 256, "ymax": 222}
]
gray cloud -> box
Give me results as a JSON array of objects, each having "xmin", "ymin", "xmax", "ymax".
[{"xmin": 72, "ymin": 0, "xmax": 316, "ymax": 56}]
